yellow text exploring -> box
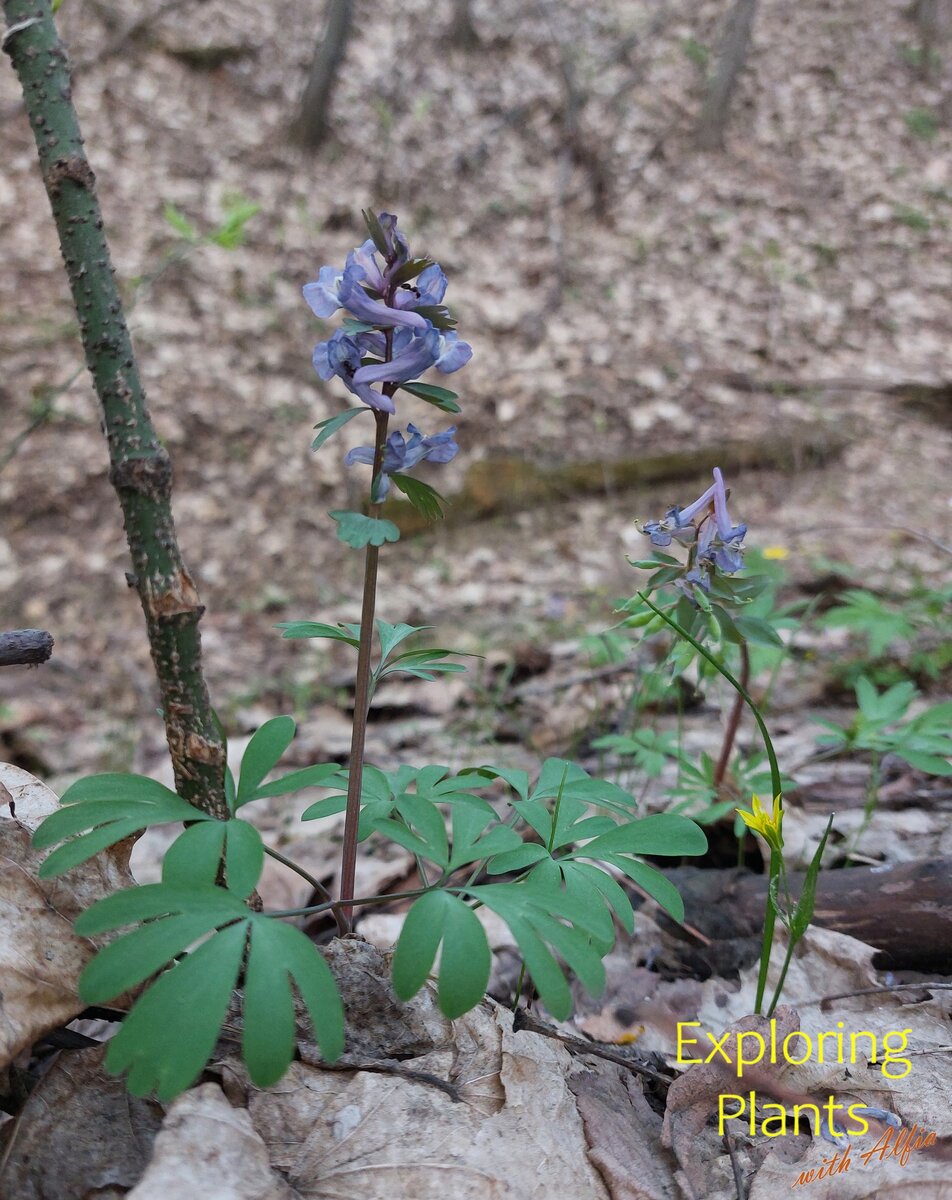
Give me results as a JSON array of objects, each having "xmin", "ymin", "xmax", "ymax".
[{"xmin": 676, "ymin": 1021, "xmax": 912, "ymax": 1138}]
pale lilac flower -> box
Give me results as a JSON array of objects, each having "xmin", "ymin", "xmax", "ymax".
[
  {"xmin": 345, "ymin": 423, "xmax": 459, "ymax": 499},
  {"xmin": 643, "ymin": 467, "xmax": 747, "ymax": 593}
]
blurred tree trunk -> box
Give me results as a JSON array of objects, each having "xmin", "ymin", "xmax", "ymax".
[
  {"xmin": 912, "ymin": 0, "xmax": 949, "ymax": 79},
  {"xmin": 449, "ymin": 0, "xmax": 480, "ymax": 49},
  {"xmin": 696, "ymin": 0, "xmax": 758, "ymax": 152},
  {"xmin": 293, "ymin": 0, "xmax": 354, "ymax": 151}
]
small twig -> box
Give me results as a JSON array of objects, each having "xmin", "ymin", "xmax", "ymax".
[
  {"xmin": 514, "ymin": 1008, "xmax": 673, "ymax": 1088},
  {"xmin": 723, "ymin": 1133, "xmax": 747, "ymax": 1200},
  {"xmin": 811, "ymin": 981, "xmax": 952, "ymax": 1009},
  {"xmin": 0, "ymin": 629, "xmax": 54, "ymax": 666},
  {"xmin": 315, "ymin": 1055, "xmax": 463, "ymax": 1102}
]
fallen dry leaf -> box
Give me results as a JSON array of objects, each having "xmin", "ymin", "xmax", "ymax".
[
  {"xmin": 127, "ymin": 1083, "xmax": 294, "ymax": 1200},
  {"xmin": 0, "ymin": 763, "xmax": 134, "ymax": 1070}
]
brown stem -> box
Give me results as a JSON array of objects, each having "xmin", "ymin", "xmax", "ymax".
[
  {"xmin": 338, "ymin": 406, "xmax": 391, "ymax": 925},
  {"xmin": 713, "ymin": 641, "xmax": 750, "ymax": 789}
]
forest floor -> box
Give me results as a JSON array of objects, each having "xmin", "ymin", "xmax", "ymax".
[{"xmin": 2, "ymin": 0, "xmax": 952, "ymax": 1196}]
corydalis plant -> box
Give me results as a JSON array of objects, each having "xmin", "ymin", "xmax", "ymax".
[
  {"xmin": 30, "ymin": 208, "xmax": 708, "ymax": 1102},
  {"xmin": 298, "ymin": 210, "xmax": 472, "ymax": 920}
]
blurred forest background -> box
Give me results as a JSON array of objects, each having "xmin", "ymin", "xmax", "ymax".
[{"xmin": 2, "ymin": 0, "xmax": 951, "ymax": 796}]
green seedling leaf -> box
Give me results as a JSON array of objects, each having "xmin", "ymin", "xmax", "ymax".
[
  {"xmin": 330, "ymin": 510, "xmax": 401, "ymax": 548},
  {"xmin": 392, "ymin": 890, "xmax": 491, "ymax": 1018},
  {"xmin": 311, "ymin": 407, "xmax": 367, "ymax": 453},
  {"xmin": 163, "ymin": 202, "xmax": 198, "ymax": 242},
  {"xmin": 397, "ymin": 382, "xmax": 461, "ymax": 413}
]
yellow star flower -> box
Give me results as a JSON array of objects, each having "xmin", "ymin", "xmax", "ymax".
[{"xmin": 736, "ymin": 794, "xmax": 784, "ymax": 852}]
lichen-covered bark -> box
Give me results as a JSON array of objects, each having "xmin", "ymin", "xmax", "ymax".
[{"xmin": 3, "ymin": 0, "xmax": 227, "ymax": 818}]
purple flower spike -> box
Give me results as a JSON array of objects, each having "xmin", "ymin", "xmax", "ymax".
[
  {"xmin": 303, "ymin": 212, "xmax": 470, "ymax": 427},
  {"xmin": 345, "ymin": 423, "xmax": 459, "ymax": 499}
]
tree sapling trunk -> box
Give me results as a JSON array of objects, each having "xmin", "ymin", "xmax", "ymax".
[{"xmin": 2, "ymin": 0, "xmax": 227, "ymax": 819}]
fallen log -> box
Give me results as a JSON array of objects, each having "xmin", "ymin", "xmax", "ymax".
[{"xmin": 656, "ymin": 858, "xmax": 952, "ymax": 976}]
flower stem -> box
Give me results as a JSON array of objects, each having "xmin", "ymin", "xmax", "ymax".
[
  {"xmin": 339, "ymin": 407, "xmax": 390, "ymax": 926},
  {"xmin": 754, "ymin": 845, "xmax": 782, "ymax": 1014},
  {"xmin": 714, "ymin": 641, "xmax": 750, "ymax": 789}
]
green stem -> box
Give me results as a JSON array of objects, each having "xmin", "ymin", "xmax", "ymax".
[
  {"xmin": 755, "ymin": 846, "xmax": 782, "ymax": 1014},
  {"xmin": 262, "ymin": 844, "xmax": 346, "ymax": 936},
  {"xmin": 638, "ymin": 593, "xmax": 783, "ymax": 802},
  {"xmin": 267, "ymin": 882, "xmax": 439, "ymax": 920},
  {"xmin": 3, "ymin": 0, "xmax": 226, "ymax": 817}
]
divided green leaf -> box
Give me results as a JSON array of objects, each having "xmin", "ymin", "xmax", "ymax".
[
  {"xmin": 329, "ymin": 510, "xmax": 401, "ymax": 548},
  {"xmin": 75, "ymin": 882, "xmax": 344, "ymax": 1100},
  {"xmin": 33, "ymin": 775, "xmax": 208, "ymax": 878}
]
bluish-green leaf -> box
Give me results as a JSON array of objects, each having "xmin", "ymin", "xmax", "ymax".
[
  {"xmin": 276, "ymin": 621, "xmax": 361, "ymax": 647},
  {"xmin": 376, "ymin": 620, "xmax": 426, "ymax": 662},
  {"xmin": 242, "ymin": 918, "xmax": 344, "ymax": 1082},
  {"xmin": 398, "ymin": 382, "xmax": 461, "ymax": 413},
  {"xmin": 301, "ymin": 794, "xmax": 348, "ymax": 822},
  {"xmin": 311, "ymin": 407, "xmax": 366, "ymax": 453},
  {"xmin": 485, "ymin": 843, "xmax": 550, "ymax": 875},
  {"xmin": 606, "ymin": 857, "xmax": 686, "ymax": 923},
  {"xmin": 330, "ymin": 511, "xmax": 401, "ymax": 548},
  {"xmin": 78, "ymin": 882, "xmax": 344, "ymax": 1099},
  {"xmin": 105, "ymin": 921, "xmax": 247, "ymax": 1101},
  {"xmin": 38, "ymin": 817, "xmax": 156, "ymax": 878},
  {"xmin": 75, "ymin": 882, "xmax": 247, "ymax": 936}
]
